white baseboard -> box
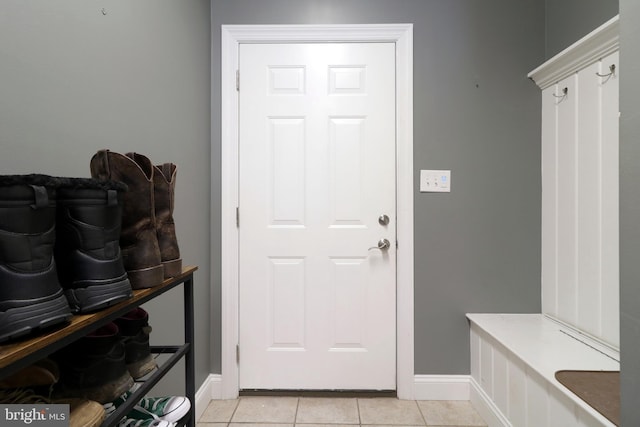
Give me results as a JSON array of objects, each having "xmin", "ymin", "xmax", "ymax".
[
  {"xmin": 207, "ymin": 374, "xmax": 460, "ymax": 401},
  {"xmin": 469, "ymin": 377, "xmax": 511, "ymax": 427},
  {"xmin": 196, "ymin": 373, "xmax": 498, "ymax": 419},
  {"xmin": 195, "ymin": 374, "xmax": 222, "ymax": 421},
  {"xmin": 413, "ymin": 375, "xmax": 471, "ymax": 400}
]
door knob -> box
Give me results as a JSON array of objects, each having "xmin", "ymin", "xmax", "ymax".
[
  {"xmin": 378, "ymin": 214, "xmax": 390, "ymax": 226},
  {"xmin": 369, "ymin": 238, "xmax": 391, "ymax": 251}
]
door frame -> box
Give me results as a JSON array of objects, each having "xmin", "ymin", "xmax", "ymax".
[{"xmin": 219, "ymin": 23, "xmax": 414, "ymax": 399}]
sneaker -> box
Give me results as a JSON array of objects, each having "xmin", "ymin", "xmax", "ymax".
[
  {"xmin": 107, "ymin": 384, "xmax": 190, "ymax": 423},
  {"xmin": 129, "ymin": 394, "xmax": 190, "ymax": 423},
  {"xmin": 118, "ymin": 419, "xmax": 174, "ymax": 427}
]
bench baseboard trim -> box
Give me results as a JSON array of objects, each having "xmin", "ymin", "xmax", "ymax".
[{"xmin": 469, "ymin": 377, "xmax": 512, "ymax": 427}]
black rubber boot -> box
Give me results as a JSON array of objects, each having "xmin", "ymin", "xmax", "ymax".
[
  {"xmin": 54, "ymin": 178, "xmax": 133, "ymax": 313},
  {"xmin": 52, "ymin": 322, "xmax": 134, "ymax": 404},
  {"xmin": 0, "ymin": 175, "xmax": 72, "ymax": 343},
  {"xmin": 114, "ymin": 307, "xmax": 157, "ymax": 379}
]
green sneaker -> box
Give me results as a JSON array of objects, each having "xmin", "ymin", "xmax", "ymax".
[
  {"xmin": 118, "ymin": 418, "xmax": 173, "ymax": 427},
  {"xmin": 106, "ymin": 384, "xmax": 190, "ymax": 424}
]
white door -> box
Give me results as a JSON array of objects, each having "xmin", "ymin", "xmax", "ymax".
[{"xmin": 238, "ymin": 42, "xmax": 396, "ymax": 390}]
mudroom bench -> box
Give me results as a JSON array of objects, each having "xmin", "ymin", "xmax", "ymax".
[{"xmin": 467, "ymin": 313, "xmax": 619, "ymax": 427}]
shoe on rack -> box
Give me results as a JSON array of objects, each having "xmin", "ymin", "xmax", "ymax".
[
  {"xmin": 152, "ymin": 163, "xmax": 181, "ymax": 279},
  {"xmin": 55, "ymin": 177, "xmax": 133, "ymax": 313},
  {"xmin": 106, "ymin": 383, "xmax": 190, "ymax": 424},
  {"xmin": 52, "ymin": 322, "xmax": 134, "ymax": 404},
  {"xmin": 0, "ymin": 388, "xmax": 106, "ymax": 427},
  {"xmin": 90, "ymin": 150, "xmax": 163, "ymax": 289},
  {"xmin": 0, "ymin": 387, "xmax": 52, "ymax": 404},
  {"xmin": 67, "ymin": 398, "xmax": 106, "ymax": 427},
  {"xmin": 0, "ymin": 174, "xmax": 72, "ymax": 343},
  {"xmin": 114, "ymin": 307, "xmax": 157, "ymax": 379},
  {"xmin": 124, "ymin": 394, "xmax": 190, "ymax": 424},
  {"xmin": 118, "ymin": 418, "xmax": 175, "ymax": 427},
  {"xmin": 0, "ymin": 357, "xmax": 59, "ymax": 389}
]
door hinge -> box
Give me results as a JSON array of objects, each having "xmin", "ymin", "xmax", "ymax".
[
  {"xmin": 396, "ymin": 240, "xmax": 399, "ymax": 249},
  {"xmin": 236, "ymin": 70, "xmax": 240, "ymax": 91},
  {"xmin": 236, "ymin": 344, "xmax": 240, "ymax": 364},
  {"xmin": 236, "ymin": 207, "xmax": 240, "ymax": 227}
]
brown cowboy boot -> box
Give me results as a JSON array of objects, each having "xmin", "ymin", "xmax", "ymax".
[
  {"xmin": 153, "ymin": 163, "xmax": 182, "ymax": 278},
  {"xmin": 90, "ymin": 150, "xmax": 163, "ymax": 289}
]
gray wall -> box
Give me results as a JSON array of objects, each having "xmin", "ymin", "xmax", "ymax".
[
  {"xmin": 545, "ymin": 0, "xmax": 618, "ymax": 58},
  {"xmin": 210, "ymin": 0, "xmax": 544, "ymax": 375},
  {"xmin": 8, "ymin": 0, "xmax": 613, "ymax": 394},
  {"xmin": 0, "ymin": 0, "xmax": 212, "ymax": 395},
  {"xmin": 619, "ymin": 0, "xmax": 640, "ymax": 423}
]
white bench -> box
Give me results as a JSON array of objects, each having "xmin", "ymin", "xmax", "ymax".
[{"xmin": 467, "ymin": 313, "xmax": 619, "ymax": 427}]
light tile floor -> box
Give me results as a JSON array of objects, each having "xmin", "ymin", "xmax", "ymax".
[{"xmin": 198, "ymin": 397, "xmax": 487, "ymax": 427}]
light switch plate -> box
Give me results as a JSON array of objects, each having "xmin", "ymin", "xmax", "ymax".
[{"xmin": 420, "ymin": 170, "xmax": 451, "ymax": 192}]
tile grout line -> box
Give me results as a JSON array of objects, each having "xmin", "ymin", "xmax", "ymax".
[
  {"xmin": 228, "ymin": 397, "xmax": 240, "ymax": 425},
  {"xmin": 415, "ymin": 400, "xmax": 428, "ymax": 426},
  {"xmin": 293, "ymin": 396, "xmax": 300, "ymax": 425}
]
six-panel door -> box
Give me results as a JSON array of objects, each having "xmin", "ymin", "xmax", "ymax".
[{"xmin": 238, "ymin": 43, "xmax": 397, "ymax": 390}]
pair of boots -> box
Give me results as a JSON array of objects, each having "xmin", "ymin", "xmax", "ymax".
[
  {"xmin": 0, "ymin": 175, "xmax": 133, "ymax": 343},
  {"xmin": 52, "ymin": 307, "xmax": 156, "ymax": 404},
  {"xmin": 90, "ymin": 150, "xmax": 181, "ymax": 289}
]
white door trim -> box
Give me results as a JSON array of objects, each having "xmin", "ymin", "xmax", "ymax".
[{"xmin": 218, "ymin": 23, "xmax": 414, "ymax": 399}]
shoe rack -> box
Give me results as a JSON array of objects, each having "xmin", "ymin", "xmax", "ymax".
[{"xmin": 0, "ymin": 266, "xmax": 197, "ymax": 427}]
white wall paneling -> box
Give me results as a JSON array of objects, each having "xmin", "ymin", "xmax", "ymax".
[
  {"xmin": 529, "ymin": 16, "xmax": 619, "ymax": 349},
  {"xmin": 599, "ymin": 50, "xmax": 620, "ymax": 346}
]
